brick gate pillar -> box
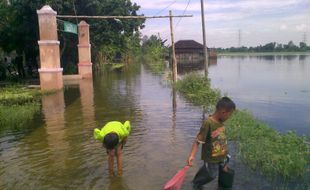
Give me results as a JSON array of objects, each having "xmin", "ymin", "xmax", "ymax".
[
  {"xmin": 78, "ymin": 21, "xmax": 92, "ymax": 78},
  {"xmin": 37, "ymin": 5, "xmax": 63, "ymax": 90}
]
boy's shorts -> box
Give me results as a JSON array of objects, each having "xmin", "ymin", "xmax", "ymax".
[{"xmin": 193, "ymin": 162, "xmax": 220, "ymax": 187}]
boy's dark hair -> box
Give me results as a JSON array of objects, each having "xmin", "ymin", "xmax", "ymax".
[
  {"xmin": 103, "ymin": 133, "xmax": 119, "ymax": 150},
  {"xmin": 216, "ymin": 97, "xmax": 236, "ymax": 112}
]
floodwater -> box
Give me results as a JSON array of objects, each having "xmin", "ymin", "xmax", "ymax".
[
  {"xmin": 0, "ymin": 57, "xmax": 308, "ymax": 190},
  {"xmin": 208, "ymin": 54, "xmax": 310, "ymax": 136}
]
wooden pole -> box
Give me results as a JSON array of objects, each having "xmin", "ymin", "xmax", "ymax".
[
  {"xmin": 200, "ymin": 0, "xmax": 208, "ymax": 76},
  {"xmin": 57, "ymin": 15, "xmax": 192, "ymax": 19},
  {"xmin": 169, "ymin": 10, "xmax": 177, "ymax": 82}
]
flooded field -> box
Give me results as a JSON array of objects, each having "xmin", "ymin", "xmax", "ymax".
[
  {"xmin": 208, "ymin": 55, "xmax": 310, "ymax": 136},
  {"xmin": 0, "ymin": 56, "xmax": 309, "ymax": 189}
]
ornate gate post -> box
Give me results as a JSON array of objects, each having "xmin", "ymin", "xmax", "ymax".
[{"xmin": 37, "ymin": 5, "xmax": 63, "ymax": 90}]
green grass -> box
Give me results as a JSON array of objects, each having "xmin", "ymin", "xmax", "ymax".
[
  {"xmin": 174, "ymin": 74, "xmax": 310, "ymax": 182},
  {"xmin": 174, "ymin": 73, "xmax": 220, "ymax": 110},
  {"xmin": 111, "ymin": 63, "xmax": 125, "ymax": 70},
  {"xmin": 0, "ymin": 85, "xmax": 42, "ymax": 105},
  {"xmin": 143, "ymin": 58, "xmax": 166, "ymax": 74},
  {"xmin": 218, "ymin": 51, "xmax": 310, "ymax": 56},
  {"xmin": 0, "ymin": 86, "xmax": 47, "ymax": 134},
  {"xmin": 226, "ymin": 110, "xmax": 310, "ymax": 180},
  {"xmin": 0, "ymin": 103, "xmax": 41, "ymax": 133}
]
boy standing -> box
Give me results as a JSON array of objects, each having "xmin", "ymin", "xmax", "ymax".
[
  {"xmin": 94, "ymin": 121, "xmax": 131, "ymax": 176},
  {"xmin": 187, "ymin": 97, "xmax": 236, "ymax": 189}
]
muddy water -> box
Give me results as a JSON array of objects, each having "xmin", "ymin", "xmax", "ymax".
[
  {"xmin": 208, "ymin": 55, "xmax": 310, "ymax": 136},
  {"xmin": 0, "ymin": 63, "xmax": 307, "ymax": 189}
]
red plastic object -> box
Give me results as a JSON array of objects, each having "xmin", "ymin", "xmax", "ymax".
[{"xmin": 164, "ymin": 166, "xmax": 190, "ymax": 190}]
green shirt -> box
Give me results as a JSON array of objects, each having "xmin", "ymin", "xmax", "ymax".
[
  {"xmin": 93, "ymin": 121, "xmax": 131, "ymax": 142},
  {"xmin": 199, "ymin": 117, "xmax": 228, "ymax": 163}
]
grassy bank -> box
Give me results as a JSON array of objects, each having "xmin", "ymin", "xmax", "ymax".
[
  {"xmin": 175, "ymin": 74, "xmax": 310, "ymax": 181},
  {"xmin": 226, "ymin": 110, "xmax": 310, "ymax": 180},
  {"xmin": 218, "ymin": 51, "xmax": 310, "ymax": 56},
  {"xmin": 0, "ymin": 86, "xmax": 47, "ymax": 134},
  {"xmin": 174, "ymin": 73, "xmax": 220, "ymax": 110}
]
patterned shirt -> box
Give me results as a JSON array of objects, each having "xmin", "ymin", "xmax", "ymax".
[{"xmin": 199, "ymin": 117, "xmax": 228, "ymax": 163}]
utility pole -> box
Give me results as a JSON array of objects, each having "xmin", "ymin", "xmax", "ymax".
[
  {"xmin": 169, "ymin": 10, "xmax": 177, "ymax": 82},
  {"xmin": 238, "ymin": 29, "xmax": 242, "ymax": 47},
  {"xmin": 200, "ymin": 0, "xmax": 208, "ymax": 76}
]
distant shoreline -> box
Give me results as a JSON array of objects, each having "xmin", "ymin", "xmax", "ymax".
[{"xmin": 218, "ymin": 51, "xmax": 310, "ymax": 56}]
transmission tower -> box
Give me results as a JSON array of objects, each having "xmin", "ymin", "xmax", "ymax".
[
  {"xmin": 238, "ymin": 29, "xmax": 242, "ymax": 47},
  {"xmin": 302, "ymin": 32, "xmax": 307, "ymax": 43}
]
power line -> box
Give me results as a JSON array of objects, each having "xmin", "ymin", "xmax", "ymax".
[
  {"xmin": 57, "ymin": 15, "xmax": 192, "ymax": 19},
  {"xmin": 155, "ymin": 0, "xmax": 177, "ymax": 16},
  {"xmin": 175, "ymin": 0, "xmax": 191, "ymax": 29},
  {"xmin": 238, "ymin": 29, "xmax": 242, "ymax": 47}
]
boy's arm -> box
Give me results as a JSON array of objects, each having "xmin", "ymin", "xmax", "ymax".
[
  {"xmin": 187, "ymin": 133, "xmax": 205, "ymax": 166},
  {"xmin": 122, "ymin": 137, "xmax": 127, "ymax": 147}
]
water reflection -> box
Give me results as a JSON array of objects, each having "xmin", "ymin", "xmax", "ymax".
[
  {"xmin": 42, "ymin": 90, "xmax": 67, "ymax": 169},
  {"xmin": 79, "ymin": 78, "xmax": 95, "ymax": 126},
  {"xmin": 209, "ymin": 58, "xmax": 217, "ymax": 66},
  {"xmin": 208, "ymin": 54, "xmax": 310, "ymax": 135},
  {"xmin": 260, "ymin": 55, "xmax": 275, "ymax": 61},
  {"xmin": 1, "ymin": 60, "xmax": 309, "ymax": 189},
  {"xmin": 178, "ymin": 58, "xmax": 217, "ymax": 74},
  {"xmin": 107, "ymin": 177, "xmax": 131, "ymax": 190},
  {"xmin": 171, "ymin": 88, "xmax": 177, "ymax": 143}
]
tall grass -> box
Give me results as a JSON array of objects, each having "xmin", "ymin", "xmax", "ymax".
[
  {"xmin": 226, "ymin": 110, "xmax": 310, "ymax": 180},
  {"xmin": 174, "ymin": 73, "xmax": 220, "ymax": 110},
  {"xmin": 0, "ymin": 103, "xmax": 40, "ymax": 132},
  {"xmin": 143, "ymin": 57, "xmax": 166, "ymax": 74},
  {"xmin": 175, "ymin": 73, "xmax": 310, "ymax": 181},
  {"xmin": 0, "ymin": 86, "xmax": 42, "ymax": 105},
  {"xmin": 0, "ymin": 86, "xmax": 44, "ymax": 134}
]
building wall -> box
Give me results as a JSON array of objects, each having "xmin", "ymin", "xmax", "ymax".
[{"xmin": 176, "ymin": 52, "xmax": 203, "ymax": 64}]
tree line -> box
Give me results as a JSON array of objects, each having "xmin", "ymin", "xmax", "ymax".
[
  {"xmin": 216, "ymin": 41, "xmax": 310, "ymax": 53},
  {"xmin": 0, "ymin": 0, "xmax": 145, "ymax": 80}
]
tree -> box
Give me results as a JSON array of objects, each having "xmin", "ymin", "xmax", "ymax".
[
  {"xmin": 0, "ymin": 0, "xmax": 145, "ymax": 77},
  {"xmin": 142, "ymin": 35, "xmax": 167, "ymax": 61},
  {"xmin": 262, "ymin": 42, "xmax": 276, "ymax": 52},
  {"xmin": 286, "ymin": 40, "xmax": 298, "ymax": 51},
  {"xmin": 299, "ymin": 42, "xmax": 307, "ymax": 50}
]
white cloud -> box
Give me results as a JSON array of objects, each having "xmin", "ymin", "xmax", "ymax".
[
  {"xmin": 280, "ymin": 24, "xmax": 288, "ymax": 30},
  {"xmin": 296, "ymin": 24, "xmax": 307, "ymax": 31},
  {"xmin": 134, "ymin": 0, "xmax": 310, "ymax": 47},
  {"xmin": 133, "ymin": 0, "xmax": 305, "ymax": 13}
]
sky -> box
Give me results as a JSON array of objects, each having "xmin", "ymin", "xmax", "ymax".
[{"xmin": 131, "ymin": 0, "xmax": 310, "ymax": 48}]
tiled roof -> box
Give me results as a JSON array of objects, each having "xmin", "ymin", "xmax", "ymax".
[{"xmin": 175, "ymin": 40, "xmax": 204, "ymax": 49}]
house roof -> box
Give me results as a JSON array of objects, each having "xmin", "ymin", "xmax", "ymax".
[{"xmin": 175, "ymin": 40, "xmax": 204, "ymax": 49}]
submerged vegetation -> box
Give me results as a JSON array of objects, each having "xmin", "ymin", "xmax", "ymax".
[
  {"xmin": 175, "ymin": 73, "xmax": 310, "ymax": 182},
  {"xmin": 0, "ymin": 86, "xmax": 46, "ymax": 134}
]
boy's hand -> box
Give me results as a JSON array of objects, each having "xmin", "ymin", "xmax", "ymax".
[
  {"xmin": 187, "ymin": 156, "xmax": 195, "ymax": 166},
  {"xmin": 223, "ymin": 164, "xmax": 229, "ymax": 172}
]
